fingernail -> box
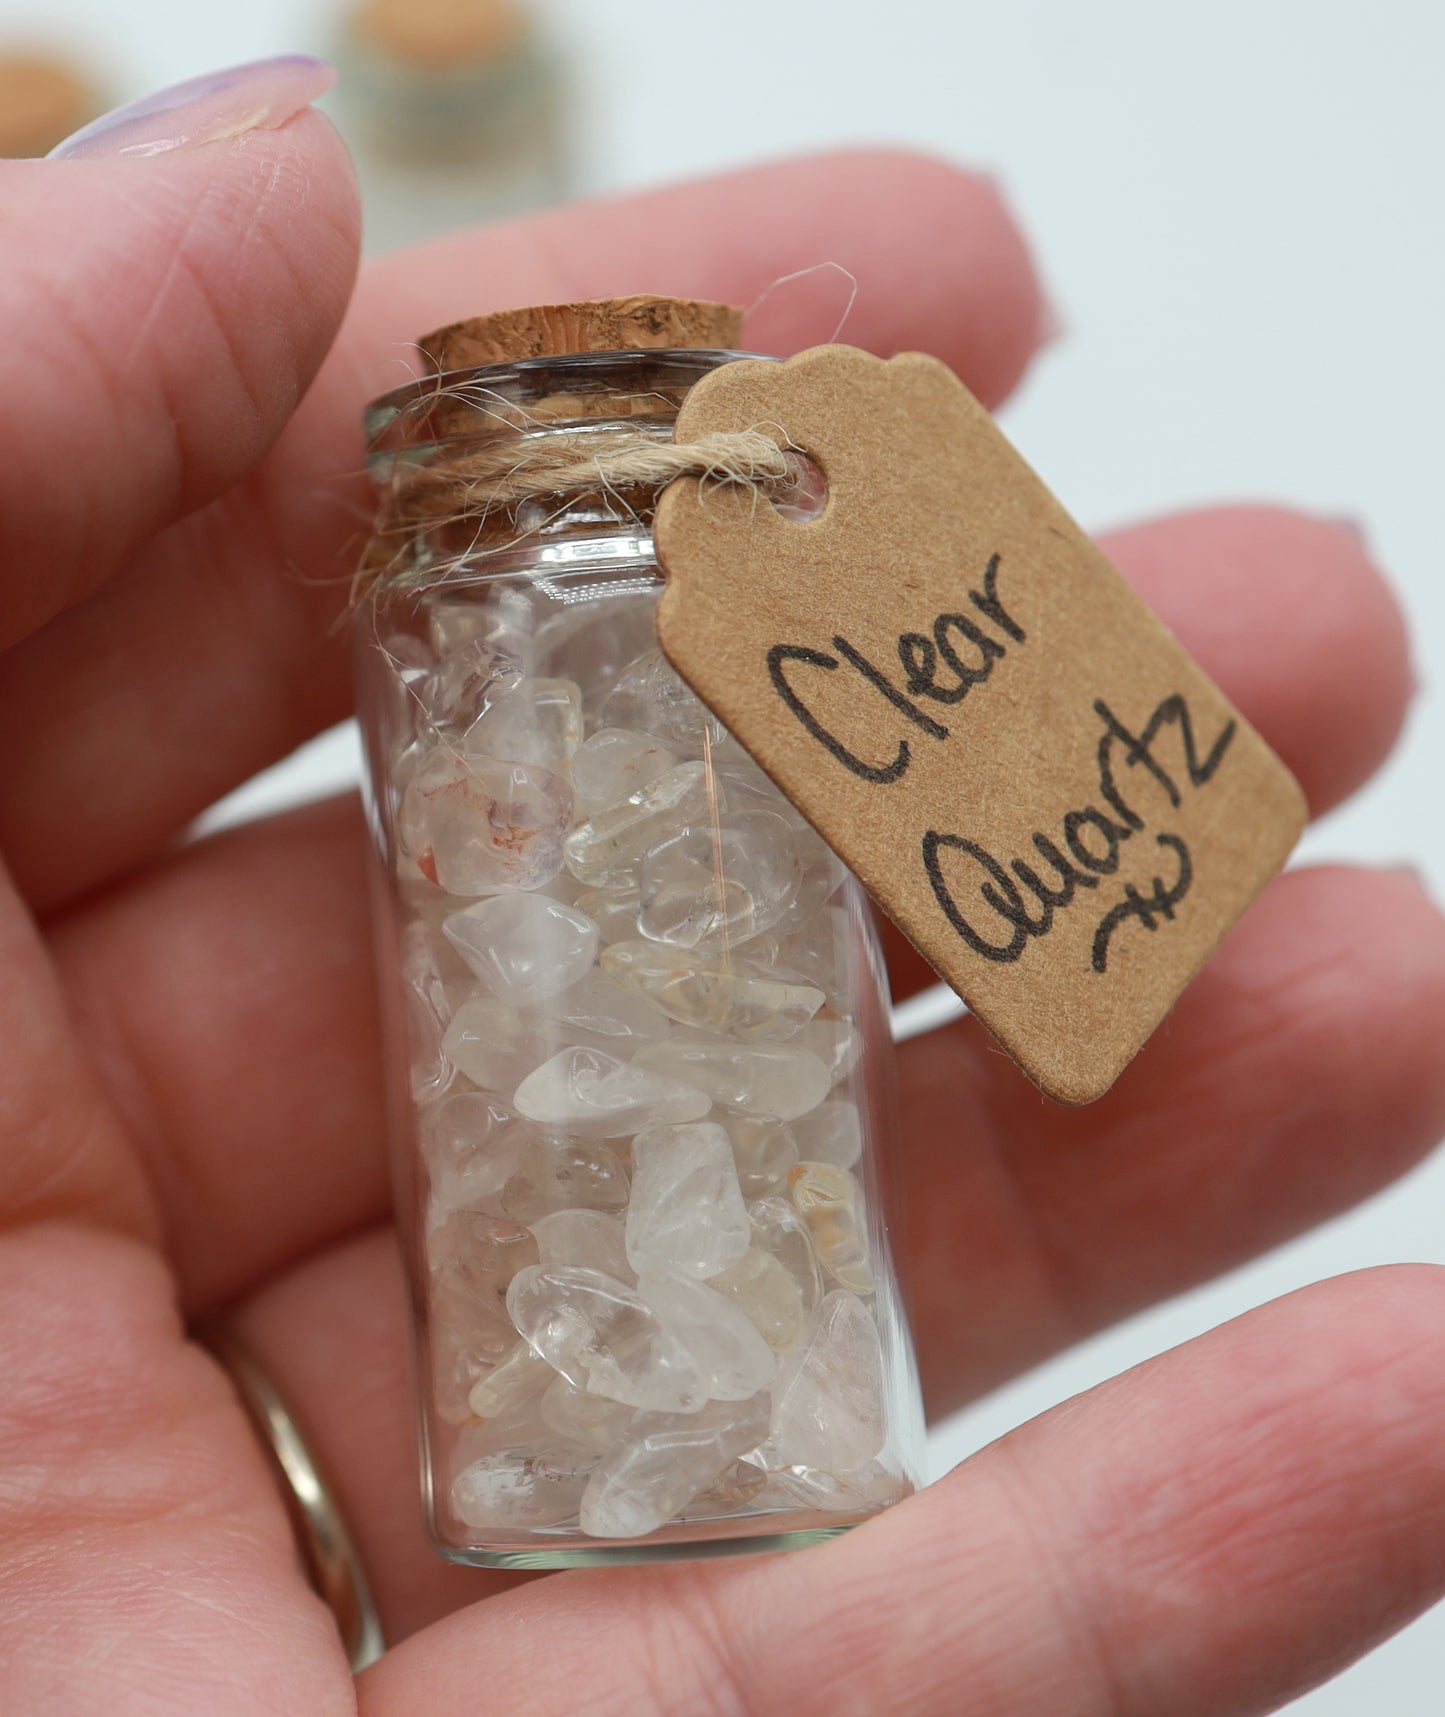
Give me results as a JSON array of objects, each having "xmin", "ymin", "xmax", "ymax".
[
  {"xmin": 48, "ymin": 55, "xmax": 335, "ymax": 161},
  {"xmin": 1038, "ymin": 295, "xmax": 1069, "ymax": 348},
  {"xmin": 1329, "ymin": 514, "xmax": 1370, "ymax": 552},
  {"xmin": 1385, "ymin": 864, "xmax": 1433, "ymax": 895}
]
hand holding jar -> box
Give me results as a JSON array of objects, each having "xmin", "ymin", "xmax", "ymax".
[{"xmin": 3, "ymin": 53, "xmax": 1444, "ymax": 1717}]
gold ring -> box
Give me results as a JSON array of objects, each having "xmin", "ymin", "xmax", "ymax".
[{"xmin": 206, "ymin": 1331, "xmax": 385, "ymax": 1673}]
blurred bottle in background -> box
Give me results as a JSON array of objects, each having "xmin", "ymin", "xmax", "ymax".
[
  {"xmin": 0, "ymin": 50, "xmax": 101, "ymax": 158},
  {"xmin": 331, "ymin": 0, "xmax": 570, "ymax": 254}
]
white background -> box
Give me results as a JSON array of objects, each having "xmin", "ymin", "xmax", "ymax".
[{"xmin": 4, "ymin": 2, "xmax": 1443, "ymax": 1709}]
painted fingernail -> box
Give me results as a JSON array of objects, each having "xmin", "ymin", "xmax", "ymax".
[
  {"xmin": 1330, "ymin": 515, "xmax": 1370, "ymax": 551},
  {"xmin": 1385, "ymin": 864, "xmax": 1434, "ymax": 897},
  {"xmin": 48, "ymin": 55, "xmax": 335, "ymax": 161}
]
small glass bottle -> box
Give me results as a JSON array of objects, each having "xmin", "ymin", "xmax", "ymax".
[{"xmin": 355, "ymin": 299, "xmax": 925, "ymax": 1567}]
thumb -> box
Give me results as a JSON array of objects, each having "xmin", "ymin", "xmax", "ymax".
[{"xmin": 0, "ymin": 56, "xmax": 360, "ymax": 650}]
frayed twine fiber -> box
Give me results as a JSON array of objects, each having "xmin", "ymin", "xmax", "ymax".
[{"xmin": 357, "ymin": 423, "xmax": 798, "ymax": 601}]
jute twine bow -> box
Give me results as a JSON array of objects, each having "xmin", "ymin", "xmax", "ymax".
[{"xmin": 358, "ymin": 423, "xmax": 799, "ymax": 600}]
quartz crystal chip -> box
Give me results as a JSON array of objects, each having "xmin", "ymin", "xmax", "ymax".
[
  {"xmin": 418, "ymin": 634, "xmax": 525, "ymax": 731},
  {"xmin": 501, "ymin": 1136, "xmax": 629, "ymax": 1224},
  {"xmin": 749, "ymin": 1195, "xmax": 825, "ymax": 1314},
  {"xmin": 548, "ymin": 970, "xmax": 669, "ymax": 1055},
  {"xmin": 427, "ymin": 1211, "xmax": 539, "ymax": 1421},
  {"xmin": 536, "ymin": 593, "xmax": 657, "ymax": 724},
  {"xmin": 562, "ymin": 762, "xmax": 713, "ymax": 889},
  {"xmin": 426, "ymin": 599, "xmax": 532, "ymax": 669},
  {"xmin": 632, "ymin": 1041, "xmax": 831, "ymax": 1122},
  {"xmin": 709, "ymin": 1246, "xmax": 809, "ymax": 1351},
  {"xmin": 637, "ymin": 811, "xmax": 800, "ymax": 950},
  {"xmin": 777, "ymin": 904, "xmax": 851, "ymax": 1006},
  {"xmin": 797, "ymin": 1017, "xmax": 863, "ymax": 1086},
  {"xmin": 723, "ymin": 1116, "xmax": 799, "ymax": 1197},
  {"xmin": 790, "ymin": 1100, "xmax": 864, "ymax": 1169},
  {"xmin": 624, "ymin": 1122, "xmax": 751, "ymax": 1281},
  {"xmin": 600, "ymin": 646, "xmax": 728, "ymax": 754},
  {"xmin": 429, "ymin": 1210, "xmax": 540, "ymax": 1326},
  {"xmin": 539, "ymin": 1373, "xmax": 636, "ymax": 1452},
  {"xmin": 400, "ymin": 745, "xmax": 573, "ymax": 895},
  {"xmin": 601, "ymin": 941, "xmax": 824, "ymax": 1043},
  {"xmin": 768, "ymin": 1458, "xmax": 909, "ymax": 1515},
  {"xmin": 789, "ymin": 1162, "xmax": 873, "ymax": 1292},
  {"xmin": 462, "ymin": 675, "xmax": 583, "ymax": 772},
  {"xmin": 506, "ymin": 1265, "xmax": 707, "ymax": 1413},
  {"xmin": 440, "ymin": 995, "xmax": 538, "ymax": 1096},
  {"xmin": 773, "ymin": 823, "xmax": 847, "ymax": 935},
  {"xmin": 572, "ymin": 727, "xmax": 676, "ymax": 814},
  {"xmin": 451, "ymin": 1445, "xmax": 591, "ymax": 1530},
  {"xmin": 513, "ymin": 1047, "xmax": 710, "ymax": 1136},
  {"xmin": 573, "ymin": 884, "xmax": 644, "ymax": 946},
  {"xmin": 443, "ymin": 894, "xmax": 599, "ymax": 1007},
  {"xmin": 765, "ymin": 1290, "xmax": 886, "ymax": 1472},
  {"xmin": 402, "ymin": 921, "xmax": 458, "ymax": 1102},
  {"xmin": 466, "ymin": 1338, "xmax": 554, "ymax": 1419},
  {"xmin": 424, "ymin": 1093, "xmax": 536, "ymax": 1219},
  {"xmin": 689, "ymin": 1457, "xmax": 769, "ymax": 1516},
  {"xmin": 531, "ymin": 1209, "xmax": 634, "ymax": 1280},
  {"xmin": 637, "ymin": 1275, "xmax": 776, "ymax": 1401},
  {"xmin": 579, "ymin": 1394, "xmax": 771, "ymax": 1540}
]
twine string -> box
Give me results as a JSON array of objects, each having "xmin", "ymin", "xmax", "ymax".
[{"xmin": 360, "ymin": 423, "xmax": 800, "ymax": 600}]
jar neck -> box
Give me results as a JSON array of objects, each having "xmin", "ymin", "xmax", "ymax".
[{"xmin": 363, "ymin": 349, "xmax": 760, "ymax": 595}]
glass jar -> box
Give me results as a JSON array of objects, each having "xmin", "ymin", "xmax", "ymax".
[{"xmin": 356, "ymin": 346, "xmax": 925, "ymax": 1567}]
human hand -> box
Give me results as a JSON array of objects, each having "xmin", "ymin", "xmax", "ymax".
[{"xmin": 4, "ymin": 55, "xmax": 1445, "ymax": 1716}]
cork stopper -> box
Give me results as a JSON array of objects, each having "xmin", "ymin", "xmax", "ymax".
[
  {"xmin": 0, "ymin": 54, "xmax": 98, "ymax": 159},
  {"xmin": 416, "ymin": 296, "xmax": 746, "ymax": 376},
  {"xmin": 350, "ymin": 0, "xmax": 527, "ymax": 71}
]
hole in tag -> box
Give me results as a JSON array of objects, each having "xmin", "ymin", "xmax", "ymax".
[{"xmin": 772, "ymin": 451, "xmax": 827, "ymax": 523}]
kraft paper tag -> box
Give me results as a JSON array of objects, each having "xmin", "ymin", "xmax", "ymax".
[{"xmin": 653, "ymin": 345, "xmax": 1307, "ymax": 1105}]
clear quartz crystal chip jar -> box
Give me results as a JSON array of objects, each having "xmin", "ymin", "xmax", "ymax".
[{"xmin": 355, "ymin": 314, "xmax": 925, "ymax": 1567}]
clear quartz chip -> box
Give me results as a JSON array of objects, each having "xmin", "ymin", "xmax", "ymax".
[
  {"xmin": 721, "ymin": 1116, "xmax": 799, "ymax": 1198},
  {"xmin": 443, "ymin": 894, "xmax": 600, "ymax": 1007},
  {"xmin": 788, "ymin": 1162, "xmax": 873, "ymax": 1292},
  {"xmin": 501, "ymin": 1136, "xmax": 629, "ymax": 1224},
  {"xmin": 506, "ymin": 1264, "xmax": 708, "ymax": 1413},
  {"xmin": 451, "ymin": 1445, "xmax": 592, "ymax": 1529},
  {"xmin": 531, "ymin": 1209, "xmax": 634, "ymax": 1280},
  {"xmin": 513, "ymin": 1046, "xmax": 711, "ymax": 1136},
  {"xmin": 548, "ymin": 969, "xmax": 669, "ymax": 1054},
  {"xmin": 632, "ymin": 1040, "xmax": 831, "ymax": 1122},
  {"xmin": 637, "ymin": 811, "xmax": 800, "ymax": 950},
  {"xmin": 579, "ymin": 1394, "xmax": 771, "ymax": 1540},
  {"xmin": 424, "ymin": 1093, "xmax": 536, "ymax": 1220},
  {"xmin": 636, "ymin": 1275, "xmax": 775, "ymax": 1401},
  {"xmin": 599, "ymin": 646, "xmax": 728, "ymax": 753},
  {"xmin": 536, "ymin": 594, "xmax": 657, "ymax": 724},
  {"xmin": 573, "ymin": 883, "xmax": 644, "ymax": 946},
  {"xmin": 790, "ymin": 1099, "xmax": 864, "ymax": 1169},
  {"xmin": 400, "ymin": 745, "xmax": 573, "ymax": 895},
  {"xmin": 601, "ymin": 940, "xmax": 824, "ymax": 1042},
  {"xmin": 440, "ymin": 994, "xmax": 539, "ymax": 1096},
  {"xmin": 562, "ymin": 762, "xmax": 714, "ymax": 889},
  {"xmin": 709, "ymin": 1245, "xmax": 809, "ymax": 1351},
  {"xmin": 538, "ymin": 1373, "xmax": 636, "ymax": 1452},
  {"xmin": 572, "ymin": 726, "xmax": 676, "ymax": 813},
  {"xmin": 461, "ymin": 675, "xmax": 583, "ymax": 771},
  {"xmin": 796, "ymin": 1017, "xmax": 863, "ymax": 1085},
  {"xmin": 764, "ymin": 1290, "xmax": 887, "ymax": 1472},
  {"xmin": 749, "ymin": 1195, "xmax": 824, "ymax": 1314},
  {"xmin": 624, "ymin": 1122, "xmax": 751, "ymax": 1281},
  {"xmin": 467, "ymin": 1339, "xmax": 555, "ymax": 1420}
]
